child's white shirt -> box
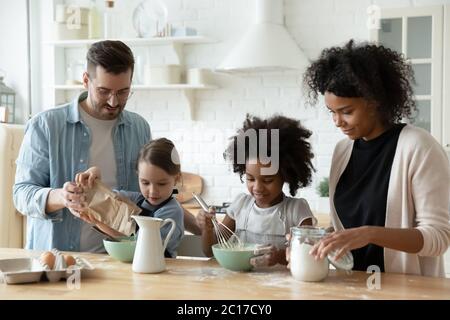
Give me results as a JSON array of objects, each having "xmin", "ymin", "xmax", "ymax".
[{"xmin": 226, "ymin": 193, "xmax": 316, "ymax": 248}]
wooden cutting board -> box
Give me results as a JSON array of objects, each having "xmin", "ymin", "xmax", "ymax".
[{"xmin": 176, "ymin": 172, "xmax": 203, "ymax": 203}]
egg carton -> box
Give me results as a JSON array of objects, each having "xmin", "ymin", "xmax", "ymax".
[{"xmin": 0, "ymin": 249, "xmax": 94, "ymax": 285}]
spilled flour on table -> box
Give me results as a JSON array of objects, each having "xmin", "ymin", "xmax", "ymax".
[
  {"xmin": 87, "ymin": 257, "xmax": 123, "ymax": 270},
  {"xmin": 166, "ymin": 267, "xmax": 234, "ymax": 281},
  {"xmin": 247, "ymin": 270, "xmax": 294, "ymax": 288}
]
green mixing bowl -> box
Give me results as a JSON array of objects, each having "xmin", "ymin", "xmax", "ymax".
[
  {"xmin": 212, "ymin": 243, "xmax": 258, "ymax": 272},
  {"xmin": 103, "ymin": 236, "xmax": 137, "ymax": 263}
]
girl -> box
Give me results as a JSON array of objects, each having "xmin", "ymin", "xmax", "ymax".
[
  {"xmin": 303, "ymin": 40, "xmax": 450, "ymax": 277},
  {"xmin": 75, "ymin": 138, "xmax": 184, "ymax": 258},
  {"xmin": 197, "ymin": 114, "xmax": 317, "ymax": 266}
]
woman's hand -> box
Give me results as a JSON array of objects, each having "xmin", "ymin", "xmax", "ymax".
[
  {"xmin": 75, "ymin": 166, "xmax": 101, "ymax": 188},
  {"xmin": 196, "ymin": 207, "xmax": 215, "ymax": 232},
  {"xmin": 310, "ymin": 226, "xmax": 372, "ymax": 261}
]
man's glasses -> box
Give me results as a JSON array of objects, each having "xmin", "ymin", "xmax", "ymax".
[
  {"xmin": 95, "ymin": 87, "xmax": 134, "ymax": 102},
  {"xmin": 87, "ymin": 73, "xmax": 133, "ymax": 102}
]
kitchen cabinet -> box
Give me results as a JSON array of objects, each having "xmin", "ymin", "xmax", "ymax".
[
  {"xmin": 0, "ymin": 125, "xmax": 25, "ymax": 248},
  {"xmin": 444, "ymin": 6, "xmax": 450, "ymax": 152},
  {"xmin": 370, "ymin": 5, "xmax": 450, "ymax": 152}
]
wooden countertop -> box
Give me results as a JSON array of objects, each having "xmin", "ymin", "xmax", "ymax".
[{"xmin": 1, "ymin": 248, "xmax": 449, "ymax": 300}]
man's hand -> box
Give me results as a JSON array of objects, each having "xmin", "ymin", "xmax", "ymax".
[
  {"xmin": 75, "ymin": 166, "xmax": 101, "ymax": 188},
  {"xmin": 46, "ymin": 181, "xmax": 85, "ymax": 214},
  {"xmin": 60, "ymin": 181, "xmax": 86, "ymax": 212},
  {"xmin": 59, "ymin": 181, "xmax": 90, "ymax": 221}
]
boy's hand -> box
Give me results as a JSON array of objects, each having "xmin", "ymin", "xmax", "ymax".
[
  {"xmin": 75, "ymin": 166, "xmax": 101, "ymax": 188},
  {"xmin": 196, "ymin": 207, "xmax": 215, "ymax": 231}
]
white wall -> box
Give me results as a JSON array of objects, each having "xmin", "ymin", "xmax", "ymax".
[
  {"xmin": 31, "ymin": 0, "xmax": 450, "ymax": 208},
  {"xmin": 0, "ymin": 0, "xmax": 29, "ymax": 124}
]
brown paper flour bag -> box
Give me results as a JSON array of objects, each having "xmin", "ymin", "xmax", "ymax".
[{"xmin": 82, "ymin": 180, "xmax": 142, "ymax": 236}]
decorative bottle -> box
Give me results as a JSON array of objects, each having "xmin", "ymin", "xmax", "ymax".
[
  {"xmin": 103, "ymin": 0, "xmax": 116, "ymax": 39},
  {"xmin": 88, "ymin": 0, "xmax": 102, "ymax": 39}
]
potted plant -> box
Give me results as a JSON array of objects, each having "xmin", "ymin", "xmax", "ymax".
[{"xmin": 316, "ymin": 177, "xmax": 330, "ymax": 214}]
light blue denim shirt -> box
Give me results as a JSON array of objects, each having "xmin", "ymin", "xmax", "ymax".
[
  {"xmin": 13, "ymin": 92, "xmax": 151, "ymax": 251},
  {"xmin": 117, "ymin": 191, "xmax": 185, "ymax": 257}
]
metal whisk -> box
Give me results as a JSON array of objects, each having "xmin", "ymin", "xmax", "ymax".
[
  {"xmin": 192, "ymin": 193, "xmax": 242, "ymax": 249},
  {"xmin": 210, "ymin": 216, "xmax": 242, "ymax": 249}
]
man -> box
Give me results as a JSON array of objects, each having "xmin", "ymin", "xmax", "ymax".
[{"xmin": 13, "ymin": 40, "xmax": 151, "ymax": 252}]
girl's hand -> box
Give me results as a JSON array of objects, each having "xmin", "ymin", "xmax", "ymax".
[
  {"xmin": 285, "ymin": 233, "xmax": 291, "ymax": 269},
  {"xmin": 196, "ymin": 207, "xmax": 215, "ymax": 232},
  {"xmin": 79, "ymin": 212, "xmax": 101, "ymax": 225},
  {"xmin": 250, "ymin": 245, "xmax": 286, "ymax": 267},
  {"xmin": 68, "ymin": 207, "xmax": 98, "ymax": 224},
  {"xmin": 75, "ymin": 166, "xmax": 101, "ymax": 189},
  {"xmin": 310, "ymin": 226, "xmax": 371, "ymax": 261},
  {"xmin": 74, "ymin": 211, "xmax": 124, "ymax": 239}
]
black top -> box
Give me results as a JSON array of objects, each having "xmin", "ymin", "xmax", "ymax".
[
  {"xmin": 136, "ymin": 196, "xmax": 174, "ymax": 219},
  {"xmin": 334, "ymin": 124, "xmax": 406, "ymax": 272},
  {"xmin": 135, "ymin": 189, "xmax": 179, "ymax": 220}
]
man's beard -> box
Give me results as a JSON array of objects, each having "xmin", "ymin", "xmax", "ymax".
[{"xmin": 90, "ymin": 96, "xmax": 124, "ymax": 120}]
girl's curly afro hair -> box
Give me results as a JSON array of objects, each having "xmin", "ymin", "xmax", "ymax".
[
  {"xmin": 303, "ymin": 39, "xmax": 416, "ymax": 124},
  {"xmin": 224, "ymin": 114, "xmax": 315, "ymax": 196}
]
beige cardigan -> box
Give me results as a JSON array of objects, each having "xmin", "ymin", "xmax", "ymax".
[{"xmin": 329, "ymin": 125, "xmax": 450, "ymax": 277}]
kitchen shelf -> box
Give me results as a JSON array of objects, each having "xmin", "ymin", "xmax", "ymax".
[
  {"xmin": 53, "ymin": 84, "xmax": 218, "ymax": 90},
  {"xmin": 45, "ymin": 33, "xmax": 218, "ymax": 120},
  {"xmin": 45, "ymin": 36, "xmax": 215, "ymax": 47},
  {"xmin": 52, "ymin": 84, "xmax": 218, "ymax": 119},
  {"xmin": 133, "ymin": 84, "xmax": 218, "ymax": 90}
]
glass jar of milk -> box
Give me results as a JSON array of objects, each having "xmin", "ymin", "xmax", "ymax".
[{"xmin": 289, "ymin": 226, "xmax": 329, "ymax": 282}]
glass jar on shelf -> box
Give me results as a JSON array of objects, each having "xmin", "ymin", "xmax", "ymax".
[
  {"xmin": 103, "ymin": 0, "xmax": 118, "ymax": 39},
  {"xmin": 0, "ymin": 71, "xmax": 16, "ymax": 123},
  {"xmin": 66, "ymin": 60, "xmax": 85, "ymax": 85},
  {"xmin": 88, "ymin": 0, "xmax": 102, "ymax": 39}
]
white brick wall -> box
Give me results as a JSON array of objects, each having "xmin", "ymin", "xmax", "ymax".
[{"xmin": 40, "ymin": 0, "xmax": 450, "ymax": 208}]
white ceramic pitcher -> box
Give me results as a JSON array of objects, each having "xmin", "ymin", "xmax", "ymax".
[{"xmin": 132, "ymin": 216, "xmax": 176, "ymax": 273}]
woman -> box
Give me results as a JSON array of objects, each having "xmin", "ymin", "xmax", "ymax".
[{"xmin": 303, "ymin": 39, "xmax": 450, "ymax": 277}]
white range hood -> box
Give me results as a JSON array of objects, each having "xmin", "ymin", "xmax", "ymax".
[{"xmin": 216, "ymin": 0, "xmax": 308, "ymax": 73}]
